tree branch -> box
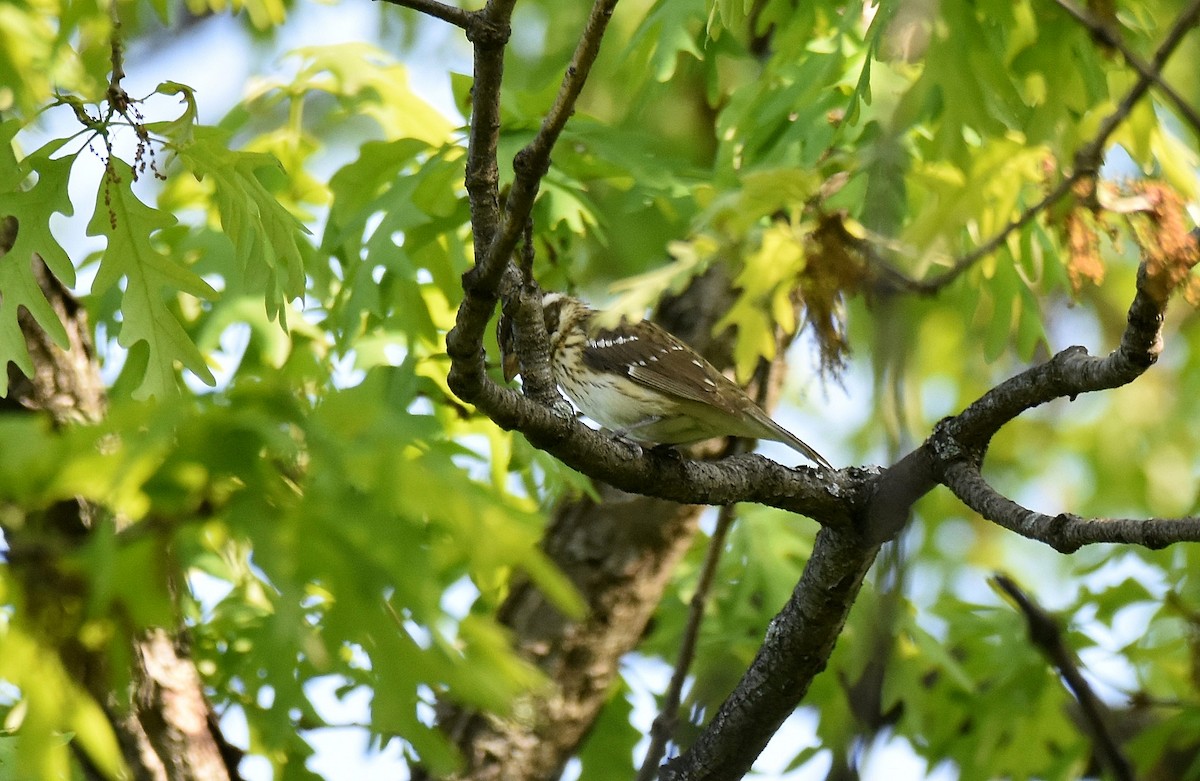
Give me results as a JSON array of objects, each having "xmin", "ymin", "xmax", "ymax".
[
  {"xmin": 428, "ymin": 270, "xmax": 814, "ymax": 781},
  {"xmin": 992, "ymin": 573, "xmax": 1135, "ymax": 781},
  {"xmin": 462, "ymin": 374, "xmax": 861, "ymax": 525},
  {"xmin": 434, "ymin": 0, "xmax": 1200, "ymax": 775},
  {"xmin": 886, "ymin": 0, "xmax": 1200, "ymax": 294},
  {"xmin": 928, "ymin": 226, "xmax": 1200, "ymax": 552},
  {"xmin": 940, "ymin": 263, "xmax": 1167, "ymax": 452},
  {"xmin": 1050, "ymin": 0, "xmax": 1200, "ymax": 137},
  {"xmin": 660, "ymin": 527, "xmax": 880, "ymax": 781},
  {"xmin": 447, "ymin": 0, "xmax": 621, "ymax": 401},
  {"xmin": 375, "ymin": 0, "xmax": 473, "ymax": 30},
  {"xmin": 943, "ymin": 461, "xmax": 1200, "ymax": 553},
  {"xmin": 644, "ymin": 229, "xmax": 1199, "ymax": 781}
]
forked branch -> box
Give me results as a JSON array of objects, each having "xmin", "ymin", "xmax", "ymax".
[
  {"xmin": 930, "ymin": 223, "xmax": 1200, "ymax": 553},
  {"xmin": 883, "ymin": 0, "xmax": 1200, "ymax": 294},
  {"xmin": 392, "ymin": 2, "xmax": 1200, "ymax": 779},
  {"xmin": 1051, "ymin": 0, "xmax": 1200, "ymax": 136}
]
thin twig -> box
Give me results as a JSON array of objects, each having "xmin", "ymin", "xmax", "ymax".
[
  {"xmin": 637, "ymin": 503, "xmax": 740, "ymax": 781},
  {"xmin": 375, "ymin": 0, "xmax": 473, "ymax": 30},
  {"xmin": 992, "ymin": 573, "xmax": 1135, "ymax": 781},
  {"xmin": 912, "ymin": 176, "xmax": 1079, "ymax": 293},
  {"xmin": 462, "ymin": 0, "xmax": 517, "ymax": 256},
  {"xmin": 1051, "ymin": 0, "xmax": 1200, "ymax": 137},
  {"xmin": 904, "ymin": 0, "xmax": 1200, "ymax": 294},
  {"xmin": 481, "ymin": 0, "xmax": 621, "ymax": 291},
  {"xmin": 447, "ymin": 0, "xmax": 619, "ymax": 400},
  {"xmin": 941, "ymin": 461, "xmax": 1200, "ymax": 553}
]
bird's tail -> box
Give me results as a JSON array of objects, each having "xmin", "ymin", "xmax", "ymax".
[{"xmin": 752, "ymin": 411, "xmax": 831, "ymax": 468}]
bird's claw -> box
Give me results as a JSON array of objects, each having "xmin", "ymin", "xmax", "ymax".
[{"xmin": 601, "ymin": 428, "xmax": 645, "ymax": 459}]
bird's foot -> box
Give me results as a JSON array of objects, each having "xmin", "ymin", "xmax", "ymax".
[{"xmin": 601, "ymin": 427, "xmax": 646, "ymax": 459}]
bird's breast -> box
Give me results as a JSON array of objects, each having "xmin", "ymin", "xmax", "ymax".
[{"xmin": 551, "ymin": 342, "xmax": 675, "ymax": 431}]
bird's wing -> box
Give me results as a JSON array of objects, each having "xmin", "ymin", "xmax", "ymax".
[
  {"xmin": 581, "ymin": 321, "xmax": 743, "ymax": 415},
  {"xmin": 581, "ymin": 318, "xmax": 832, "ymax": 467}
]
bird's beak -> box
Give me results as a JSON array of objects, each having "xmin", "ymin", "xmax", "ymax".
[{"xmin": 502, "ymin": 352, "xmax": 521, "ymax": 383}]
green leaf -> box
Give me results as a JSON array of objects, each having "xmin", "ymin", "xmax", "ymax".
[
  {"xmin": 77, "ymin": 527, "xmax": 178, "ymax": 630},
  {"xmin": 184, "ymin": 0, "xmax": 286, "ymax": 29},
  {"xmin": 173, "ymin": 126, "xmax": 308, "ymax": 322},
  {"xmin": 0, "ymin": 139, "xmax": 76, "ymax": 394},
  {"xmin": 148, "ymin": 81, "xmax": 199, "ymax": 145},
  {"xmin": 0, "ymin": 118, "xmax": 24, "ymax": 190},
  {"xmin": 0, "ymin": 145, "xmax": 75, "ymax": 284},
  {"xmin": 87, "ymin": 159, "xmax": 218, "ymax": 399},
  {"xmin": 0, "ymin": 625, "xmax": 125, "ymax": 781},
  {"xmin": 321, "ymin": 140, "xmax": 470, "ymax": 347},
  {"xmin": 575, "ymin": 682, "xmax": 638, "ymax": 781},
  {"xmin": 622, "ymin": 0, "xmax": 704, "ymax": 84},
  {"xmin": 322, "ymin": 138, "xmax": 429, "ymax": 258},
  {"xmin": 284, "ymin": 44, "xmax": 455, "ymax": 143}
]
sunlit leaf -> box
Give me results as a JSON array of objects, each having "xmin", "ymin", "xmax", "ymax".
[{"xmin": 87, "ymin": 159, "xmax": 217, "ymax": 398}]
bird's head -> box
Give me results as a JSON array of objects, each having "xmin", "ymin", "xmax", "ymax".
[{"xmin": 497, "ymin": 292, "xmax": 590, "ymax": 382}]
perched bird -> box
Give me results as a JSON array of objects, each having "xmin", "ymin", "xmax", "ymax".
[{"xmin": 499, "ymin": 292, "xmax": 830, "ymax": 468}]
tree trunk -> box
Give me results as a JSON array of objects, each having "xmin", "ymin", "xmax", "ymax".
[{"xmin": 0, "ymin": 217, "xmax": 242, "ymax": 781}]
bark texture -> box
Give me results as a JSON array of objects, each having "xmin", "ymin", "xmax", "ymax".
[
  {"xmin": 1, "ymin": 218, "xmax": 241, "ymax": 781},
  {"xmin": 435, "ymin": 489, "xmax": 702, "ymax": 781}
]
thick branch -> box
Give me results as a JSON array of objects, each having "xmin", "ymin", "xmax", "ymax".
[
  {"xmin": 464, "ymin": 373, "xmax": 860, "ymax": 526},
  {"xmin": 660, "ymin": 527, "xmax": 879, "ymax": 781},
  {"xmin": 650, "ymin": 440, "xmax": 934, "ymax": 779},
  {"xmin": 992, "ymin": 574, "xmax": 1134, "ymax": 781}
]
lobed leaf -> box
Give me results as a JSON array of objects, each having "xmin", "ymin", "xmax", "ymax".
[{"xmin": 86, "ymin": 159, "xmax": 218, "ymax": 398}]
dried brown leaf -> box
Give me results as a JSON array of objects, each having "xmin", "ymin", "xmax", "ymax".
[
  {"xmin": 798, "ymin": 213, "xmax": 867, "ymax": 377},
  {"xmin": 1129, "ymin": 182, "xmax": 1200, "ymax": 304},
  {"xmin": 1066, "ymin": 208, "xmax": 1106, "ymax": 294}
]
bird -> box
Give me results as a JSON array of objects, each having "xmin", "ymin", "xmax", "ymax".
[{"xmin": 499, "ymin": 292, "xmax": 830, "ymax": 468}]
